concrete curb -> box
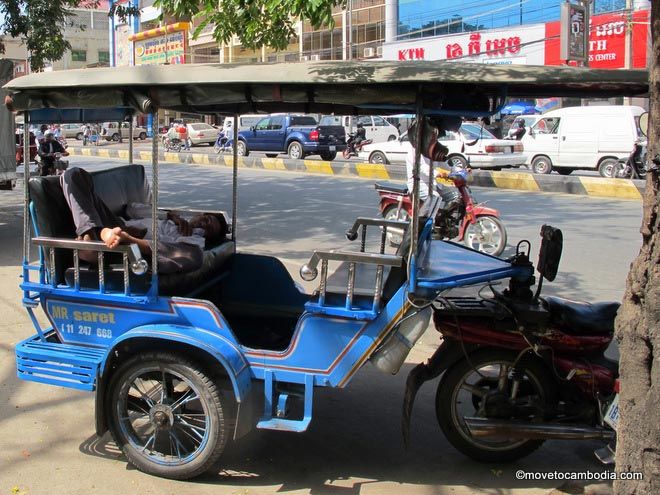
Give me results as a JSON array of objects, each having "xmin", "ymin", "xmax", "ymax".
[{"xmin": 68, "ymin": 147, "xmax": 646, "ymax": 200}]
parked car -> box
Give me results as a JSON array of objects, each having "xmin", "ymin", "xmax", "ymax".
[
  {"xmin": 520, "ymin": 105, "xmax": 645, "ymax": 177},
  {"xmin": 236, "ymin": 114, "xmax": 346, "ymax": 160},
  {"xmin": 102, "ymin": 122, "xmax": 148, "ymax": 141},
  {"xmin": 59, "ymin": 123, "xmax": 84, "ymax": 140},
  {"xmin": 359, "ymin": 123, "xmax": 525, "ymax": 170},
  {"xmin": 319, "ymin": 115, "xmax": 399, "ymax": 143},
  {"xmin": 186, "ymin": 122, "xmax": 222, "ymax": 147}
]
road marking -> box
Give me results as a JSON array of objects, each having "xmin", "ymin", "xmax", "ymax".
[
  {"xmin": 117, "ymin": 150, "xmax": 129, "ymax": 160},
  {"xmin": 97, "ymin": 149, "xmax": 110, "ymax": 158},
  {"xmin": 579, "ymin": 177, "xmax": 642, "ymax": 200},
  {"xmin": 140, "ymin": 151, "xmax": 152, "ymax": 161},
  {"xmin": 191, "ymin": 153, "xmax": 210, "ymax": 165},
  {"xmin": 262, "ymin": 158, "xmax": 287, "ymax": 170},
  {"xmin": 304, "ymin": 160, "xmax": 334, "ymax": 175},
  {"xmin": 356, "ymin": 163, "xmax": 390, "ymax": 179},
  {"xmin": 491, "ymin": 171, "xmax": 541, "ymax": 191}
]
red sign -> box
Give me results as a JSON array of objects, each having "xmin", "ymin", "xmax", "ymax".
[
  {"xmin": 398, "ymin": 48, "xmax": 425, "ymax": 61},
  {"xmin": 545, "ymin": 10, "xmax": 649, "ymax": 68}
]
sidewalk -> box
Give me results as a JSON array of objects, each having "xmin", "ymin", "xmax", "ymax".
[{"xmin": 67, "ymin": 146, "xmax": 645, "ymax": 200}]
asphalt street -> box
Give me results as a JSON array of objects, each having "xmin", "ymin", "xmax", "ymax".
[{"xmin": 0, "ymin": 156, "xmax": 644, "ymax": 495}]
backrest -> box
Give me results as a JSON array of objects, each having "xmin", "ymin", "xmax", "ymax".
[{"xmin": 28, "ymin": 164, "xmax": 150, "ymax": 284}]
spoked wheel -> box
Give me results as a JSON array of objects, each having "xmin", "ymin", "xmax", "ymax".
[
  {"xmin": 463, "ymin": 215, "xmax": 507, "ymax": 257},
  {"xmin": 436, "ymin": 349, "xmax": 556, "ymax": 463},
  {"xmin": 383, "ymin": 205, "xmax": 410, "ymax": 247},
  {"xmin": 107, "ymin": 352, "xmax": 231, "ymax": 480}
]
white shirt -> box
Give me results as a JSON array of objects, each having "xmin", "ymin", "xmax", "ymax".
[
  {"xmin": 406, "ymin": 147, "xmax": 449, "ymax": 200},
  {"xmin": 124, "ymin": 203, "xmax": 206, "ymax": 249}
]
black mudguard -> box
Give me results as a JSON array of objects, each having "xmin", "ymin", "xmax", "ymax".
[{"xmin": 402, "ymin": 339, "xmax": 478, "ymax": 447}]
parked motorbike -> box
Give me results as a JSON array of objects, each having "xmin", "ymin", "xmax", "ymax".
[
  {"xmin": 375, "ymin": 168, "xmax": 507, "ymax": 256},
  {"xmin": 342, "ymin": 133, "xmax": 373, "ymax": 159},
  {"xmin": 403, "ymin": 225, "xmax": 620, "ymax": 464},
  {"xmin": 613, "ymin": 140, "xmax": 647, "ymax": 180}
]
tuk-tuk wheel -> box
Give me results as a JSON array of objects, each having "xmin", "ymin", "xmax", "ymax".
[{"xmin": 107, "ymin": 352, "xmax": 231, "ymax": 480}]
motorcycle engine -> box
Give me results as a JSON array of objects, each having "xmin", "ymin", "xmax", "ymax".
[{"xmin": 433, "ymin": 188, "xmax": 463, "ymax": 240}]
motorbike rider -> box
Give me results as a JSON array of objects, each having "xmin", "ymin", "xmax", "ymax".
[
  {"xmin": 347, "ymin": 122, "xmax": 367, "ymax": 155},
  {"xmin": 37, "ymin": 130, "xmax": 69, "ymax": 176}
]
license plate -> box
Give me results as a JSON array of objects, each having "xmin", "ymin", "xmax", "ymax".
[
  {"xmin": 329, "ymin": 146, "xmax": 336, "ymax": 151},
  {"xmin": 604, "ymin": 394, "xmax": 620, "ymax": 430}
]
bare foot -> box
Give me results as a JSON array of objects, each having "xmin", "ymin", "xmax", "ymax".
[{"xmin": 100, "ymin": 227, "xmax": 123, "ymax": 249}]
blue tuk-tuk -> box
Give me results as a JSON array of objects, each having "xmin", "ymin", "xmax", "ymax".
[{"xmin": 5, "ymin": 61, "xmax": 647, "ymax": 479}]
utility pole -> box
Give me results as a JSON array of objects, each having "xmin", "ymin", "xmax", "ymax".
[{"xmin": 624, "ymin": 0, "xmax": 633, "ymax": 105}]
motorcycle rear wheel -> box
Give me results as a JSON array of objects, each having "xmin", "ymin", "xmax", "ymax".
[
  {"xmin": 436, "ymin": 348, "xmax": 557, "ymax": 463},
  {"xmin": 382, "ymin": 205, "xmax": 410, "ymax": 247},
  {"xmin": 463, "ymin": 215, "xmax": 507, "ymax": 257}
]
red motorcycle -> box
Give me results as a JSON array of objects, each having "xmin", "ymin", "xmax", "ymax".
[
  {"xmin": 375, "ymin": 168, "xmax": 507, "ymax": 256},
  {"xmin": 403, "ymin": 226, "xmax": 619, "ymax": 465}
]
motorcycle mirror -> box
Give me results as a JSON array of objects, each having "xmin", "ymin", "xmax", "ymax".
[
  {"xmin": 639, "ymin": 112, "xmax": 648, "ymax": 138},
  {"xmin": 537, "ymin": 225, "xmax": 562, "ymax": 283}
]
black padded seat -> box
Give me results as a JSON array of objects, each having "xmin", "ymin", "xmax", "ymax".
[
  {"xmin": 543, "ymin": 296, "xmax": 619, "ymax": 335},
  {"xmin": 374, "ymin": 181, "xmax": 409, "ymax": 195}
]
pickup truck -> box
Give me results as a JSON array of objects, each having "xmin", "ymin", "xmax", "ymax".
[{"xmin": 236, "ymin": 114, "xmax": 346, "ymax": 160}]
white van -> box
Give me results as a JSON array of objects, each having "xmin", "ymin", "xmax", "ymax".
[
  {"xmin": 223, "ymin": 114, "xmax": 264, "ymax": 132},
  {"xmin": 521, "ymin": 105, "xmax": 645, "ymax": 177},
  {"xmin": 319, "ymin": 115, "xmax": 399, "ymax": 143}
]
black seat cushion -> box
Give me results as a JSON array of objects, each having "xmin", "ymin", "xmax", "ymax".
[
  {"xmin": 375, "ymin": 181, "xmax": 409, "ymax": 195},
  {"xmin": 543, "ymin": 296, "xmax": 619, "ymax": 335}
]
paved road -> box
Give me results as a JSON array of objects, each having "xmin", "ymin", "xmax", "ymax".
[
  {"xmin": 0, "ymin": 156, "xmax": 643, "ymax": 495},
  {"xmin": 75, "ymin": 137, "xmax": 608, "ymax": 178}
]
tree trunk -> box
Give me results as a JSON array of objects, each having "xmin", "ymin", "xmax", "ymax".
[{"xmin": 614, "ymin": 1, "xmax": 660, "ymax": 493}]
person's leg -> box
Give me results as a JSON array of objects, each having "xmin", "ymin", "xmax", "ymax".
[{"xmin": 60, "ymin": 167, "xmax": 125, "ymax": 236}]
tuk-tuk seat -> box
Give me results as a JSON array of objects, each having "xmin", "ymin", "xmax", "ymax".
[{"xmin": 29, "ymin": 164, "xmax": 234, "ymax": 296}]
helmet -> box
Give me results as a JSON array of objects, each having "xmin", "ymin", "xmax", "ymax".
[
  {"xmin": 517, "ymin": 120, "xmax": 525, "ymax": 128},
  {"xmin": 357, "ymin": 122, "xmax": 364, "ymax": 128}
]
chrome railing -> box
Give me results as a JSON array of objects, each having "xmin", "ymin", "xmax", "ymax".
[
  {"xmin": 32, "ymin": 237, "xmax": 148, "ymax": 295},
  {"xmin": 300, "ymin": 217, "xmax": 407, "ymax": 312}
]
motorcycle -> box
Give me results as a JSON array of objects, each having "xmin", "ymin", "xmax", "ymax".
[
  {"xmin": 38, "ymin": 152, "xmax": 69, "ymax": 176},
  {"xmin": 375, "ymin": 167, "xmax": 507, "ymax": 256},
  {"xmin": 213, "ymin": 130, "xmax": 233, "ymax": 153},
  {"xmin": 163, "ymin": 136, "xmax": 183, "ymax": 152},
  {"xmin": 613, "ymin": 140, "xmax": 647, "ymax": 180},
  {"xmin": 342, "ymin": 132, "xmax": 372, "ymax": 159},
  {"xmin": 403, "ymin": 225, "xmax": 620, "ymax": 464}
]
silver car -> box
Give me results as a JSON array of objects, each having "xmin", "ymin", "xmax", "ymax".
[{"xmin": 186, "ymin": 122, "xmax": 222, "ymax": 146}]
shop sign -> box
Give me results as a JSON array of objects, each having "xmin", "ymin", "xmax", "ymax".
[
  {"xmin": 130, "ymin": 23, "xmax": 189, "ymax": 66},
  {"xmin": 546, "ymin": 9, "xmax": 649, "ymax": 68},
  {"xmin": 560, "ymin": 2, "xmax": 588, "ymax": 62},
  {"xmin": 383, "ymin": 24, "xmax": 546, "ymax": 65}
]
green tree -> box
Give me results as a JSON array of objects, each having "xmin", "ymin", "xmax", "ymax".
[
  {"xmin": 0, "ymin": 0, "xmax": 101, "ymax": 71},
  {"xmin": 152, "ymin": 0, "xmax": 345, "ymax": 50}
]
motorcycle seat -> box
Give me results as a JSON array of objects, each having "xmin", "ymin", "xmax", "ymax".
[
  {"xmin": 374, "ymin": 182, "xmax": 409, "ymax": 195},
  {"xmin": 543, "ymin": 296, "xmax": 619, "ymax": 335}
]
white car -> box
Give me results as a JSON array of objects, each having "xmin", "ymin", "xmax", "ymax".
[
  {"xmin": 186, "ymin": 122, "xmax": 222, "ymax": 146},
  {"xmin": 359, "ymin": 123, "xmax": 526, "ymax": 170}
]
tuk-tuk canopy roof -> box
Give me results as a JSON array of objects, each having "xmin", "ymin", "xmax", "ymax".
[{"xmin": 4, "ymin": 61, "xmax": 649, "ymax": 117}]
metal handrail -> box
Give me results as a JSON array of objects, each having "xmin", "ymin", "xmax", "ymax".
[
  {"xmin": 32, "ymin": 236, "xmax": 148, "ymax": 294},
  {"xmin": 300, "ymin": 250, "xmax": 402, "ymax": 312},
  {"xmin": 345, "ymin": 217, "xmax": 408, "ymax": 242}
]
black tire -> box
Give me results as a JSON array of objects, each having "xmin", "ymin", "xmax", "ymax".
[
  {"xmin": 111, "ymin": 133, "xmax": 121, "ymax": 142},
  {"xmin": 598, "ymin": 158, "xmax": 618, "ymax": 178},
  {"xmin": 265, "ymin": 153, "xmax": 278, "ymax": 158},
  {"xmin": 531, "ymin": 155, "xmax": 552, "ymax": 174},
  {"xmin": 463, "ymin": 215, "xmax": 507, "ymax": 257},
  {"xmin": 556, "ymin": 168, "xmax": 573, "ymax": 176},
  {"xmin": 75, "ymin": 132, "xmax": 84, "ymax": 140},
  {"xmin": 447, "ymin": 155, "xmax": 468, "ymax": 170},
  {"xmin": 612, "ymin": 162, "xmax": 630, "ymax": 179},
  {"xmin": 236, "ymin": 140, "xmax": 249, "ymax": 156},
  {"xmin": 319, "ymin": 151, "xmax": 337, "ymax": 161},
  {"xmin": 387, "ymin": 135, "xmax": 397, "ymax": 141},
  {"xmin": 369, "ymin": 151, "xmax": 389, "ymax": 165},
  {"xmin": 139, "ymin": 132, "xmax": 147, "ymax": 140},
  {"xmin": 287, "ymin": 141, "xmax": 305, "ymax": 160},
  {"xmin": 186, "ymin": 138, "xmax": 193, "ymax": 149},
  {"xmin": 107, "ymin": 352, "xmax": 231, "ymax": 480},
  {"xmin": 436, "ymin": 348, "xmax": 557, "ymax": 463}
]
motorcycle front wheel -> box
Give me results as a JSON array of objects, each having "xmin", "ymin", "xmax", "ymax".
[
  {"xmin": 436, "ymin": 348, "xmax": 557, "ymax": 463},
  {"xmin": 463, "ymin": 215, "xmax": 507, "ymax": 257},
  {"xmin": 382, "ymin": 205, "xmax": 410, "ymax": 247}
]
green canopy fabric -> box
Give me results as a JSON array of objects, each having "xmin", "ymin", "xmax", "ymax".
[{"xmin": 4, "ymin": 61, "xmax": 649, "ymax": 117}]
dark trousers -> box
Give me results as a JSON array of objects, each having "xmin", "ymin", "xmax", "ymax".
[{"xmin": 60, "ymin": 167, "xmax": 125, "ymax": 237}]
